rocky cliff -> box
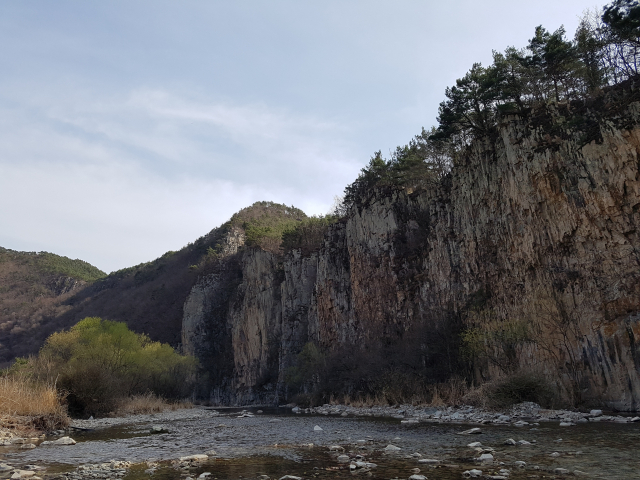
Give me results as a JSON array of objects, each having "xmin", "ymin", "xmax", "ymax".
[{"xmin": 182, "ymin": 83, "xmax": 640, "ymax": 410}]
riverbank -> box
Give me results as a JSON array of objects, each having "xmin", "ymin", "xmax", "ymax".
[
  {"xmin": 303, "ymin": 401, "xmax": 640, "ymax": 426},
  {"xmin": 2, "ymin": 403, "xmax": 640, "ymax": 479}
]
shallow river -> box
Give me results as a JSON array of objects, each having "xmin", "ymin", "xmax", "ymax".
[{"xmin": 3, "ymin": 407, "xmax": 640, "ymax": 479}]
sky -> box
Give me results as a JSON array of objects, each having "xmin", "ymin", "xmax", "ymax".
[{"xmin": 0, "ymin": 0, "xmax": 602, "ymax": 273}]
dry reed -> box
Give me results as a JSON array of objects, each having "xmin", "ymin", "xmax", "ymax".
[
  {"xmin": 0, "ymin": 375, "xmax": 68, "ymax": 432},
  {"xmin": 115, "ymin": 393, "xmax": 192, "ymax": 415}
]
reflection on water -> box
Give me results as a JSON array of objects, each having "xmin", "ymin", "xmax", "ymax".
[{"xmin": 3, "ymin": 407, "xmax": 640, "ymax": 479}]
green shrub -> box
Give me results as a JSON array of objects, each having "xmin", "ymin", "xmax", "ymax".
[{"xmin": 38, "ymin": 317, "xmax": 197, "ymax": 415}]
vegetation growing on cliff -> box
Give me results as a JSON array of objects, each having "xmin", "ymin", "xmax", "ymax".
[
  {"xmin": 229, "ymin": 201, "xmax": 307, "ymax": 253},
  {"xmin": 281, "ymin": 215, "xmax": 337, "ymax": 255},
  {"xmin": 343, "ymin": 0, "xmax": 640, "ymax": 209}
]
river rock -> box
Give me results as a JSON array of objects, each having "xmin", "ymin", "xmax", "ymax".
[
  {"xmin": 477, "ymin": 453, "xmax": 494, "ymax": 463},
  {"xmin": 550, "ymin": 452, "xmax": 561, "ymax": 457},
  {"xmin": 291, "ymin": 407, "xmax": 301, "ymax": 413},
  {"xmin": 40, "ymin": 436, "xmax": 76, "ymax": 446},
  {"xmin": 554, "ymin": 468, "xmax": 570, "ymax": 474},
  {"xmin": 0, "ymin": 465, "xmax": 12, "ymax": 472},
  {"xmin": 514, "ymin": 461, "xmax": 526, "ymax": 468},
  {"xmin": 631, "ymin": 417, "xmax": 640, "ymax": 422},
  {"xmin": 269, "ymin": 418, "xmax": 282, "ymax": 423},
  {"xmin": 518, "ymin": 439, "xmax": 532, "ymax": 445},
  {"xmin": 197, "ymin": 473, "xmax": 211, "ymax": 479},
  {"xmin": 329, "ymin": 445, "xmax": 344, "ymax": 451},
  {"xmin": 590, "ymin": 409, "xmax": 603, "ymax": 416},
  {"xmin": 417, "ymin": 459, "xmax": 439, "ymax": 464},
  {"xmin": 504, "ymin": 438, "xmax": 516, "ymax": 445},
  {"xmin": 408, "ymin": 475, "xmax": 427, "ymax": 480},
  {"xmin": 467, "ymin": 441, "xmax": 482, "ymax": 447},
  {"xmin": 313, "ymin": 425, "xmax": 323, "ymax": 431},
  {"xmin": 337, "ymin": 455, "xmax": 350, "ymax": 463},
  {"xmin": 10, "ymin": 471, "xmax": 35, "ymax": 479},
  {"xmin": 279, "ymin": 476, "xmax": 302, "ymax": 480},
  {"xmin": 179, "ymin": 455, "xmax": 208, "ymax": 462},
  {"xmin": 463, "ymin": 469, "xmax": 483, "ymax": 478},
  {"xmin": 460, "ymin": 427, "xmax": 482, "ymax": 435},
  {"xmin": 150, "ymin": 425, "xmax": 168, "ymax": 433},
  {"xmin": 384, "ymin": 444, "xmax": 401, "ymax": 452}
]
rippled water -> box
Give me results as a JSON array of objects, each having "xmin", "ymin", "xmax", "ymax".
[{"xmin": 3, "ymin": 407, "xmax": 640, "ymax": 479}]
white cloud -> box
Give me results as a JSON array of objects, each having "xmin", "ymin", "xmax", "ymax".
[{"xmin": 0, "ymin": 87, "xmax": 362, "ymax": 271}]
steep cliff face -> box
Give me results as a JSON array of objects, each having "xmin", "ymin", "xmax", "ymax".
[{"xmin": 183, "ymin": 91, "xmax": 640, "ymax": 409}]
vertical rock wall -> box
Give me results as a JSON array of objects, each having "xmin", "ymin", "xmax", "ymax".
[{"xmin": 183, "ymin": 99, "xmax": 640, "ymax": 410}]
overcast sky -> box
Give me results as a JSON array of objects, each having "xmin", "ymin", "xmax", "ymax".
[{"xmin": 0, "ymin": 0, "xmax": 601, "ymax": 273}]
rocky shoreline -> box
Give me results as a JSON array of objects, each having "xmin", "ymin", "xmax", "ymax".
[{"xmin": 302, "ymin": 401, "xmax": 640, "ymax": 426}]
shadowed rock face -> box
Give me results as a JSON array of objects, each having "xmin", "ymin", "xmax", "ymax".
[{"xmin": 183, "ymin": 91, "xmax": 640, "ymax": 409}]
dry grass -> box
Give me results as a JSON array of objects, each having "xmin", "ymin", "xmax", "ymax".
[
  {"xmin": 0, "ymin": 375, "xmax": 69, "ymax": 432},
  {"xmin": 341, "ymin": 394, "xmax": 388, "ymax": 408},
  {"xmin": 115, "ymin": 393, "xmax": 193, "ymax": 415}
]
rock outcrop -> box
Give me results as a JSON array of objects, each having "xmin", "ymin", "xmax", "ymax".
[{"xmin": 183, "ymin": 87, "xmax": 640, "ymax": 410}]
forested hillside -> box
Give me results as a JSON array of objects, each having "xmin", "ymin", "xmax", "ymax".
[{"xmin": 0, "ymin": 248, "xmax": 105, "ymax": 364}]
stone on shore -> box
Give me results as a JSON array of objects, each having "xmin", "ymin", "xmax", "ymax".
[
  {"xmin": 384, "ymin": 444, "xmax": 401, "ymax": 452},
  {"xmin": 10, "ymin": 471, "xmax": 35, "ymax": 479}
]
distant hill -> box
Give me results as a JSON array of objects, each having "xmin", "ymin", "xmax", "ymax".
[
  {"xmin": 0, "ymin": 201, "xmax": 307, "ymax": 365},
  {"xmin": 0, "ymin": 248, "xmax": 106, "ymax": 364}
]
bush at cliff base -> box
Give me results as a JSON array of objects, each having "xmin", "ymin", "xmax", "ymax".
[{"xmin": 37, "ymin": 317, "xmax": 197, "ymax": 415}]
